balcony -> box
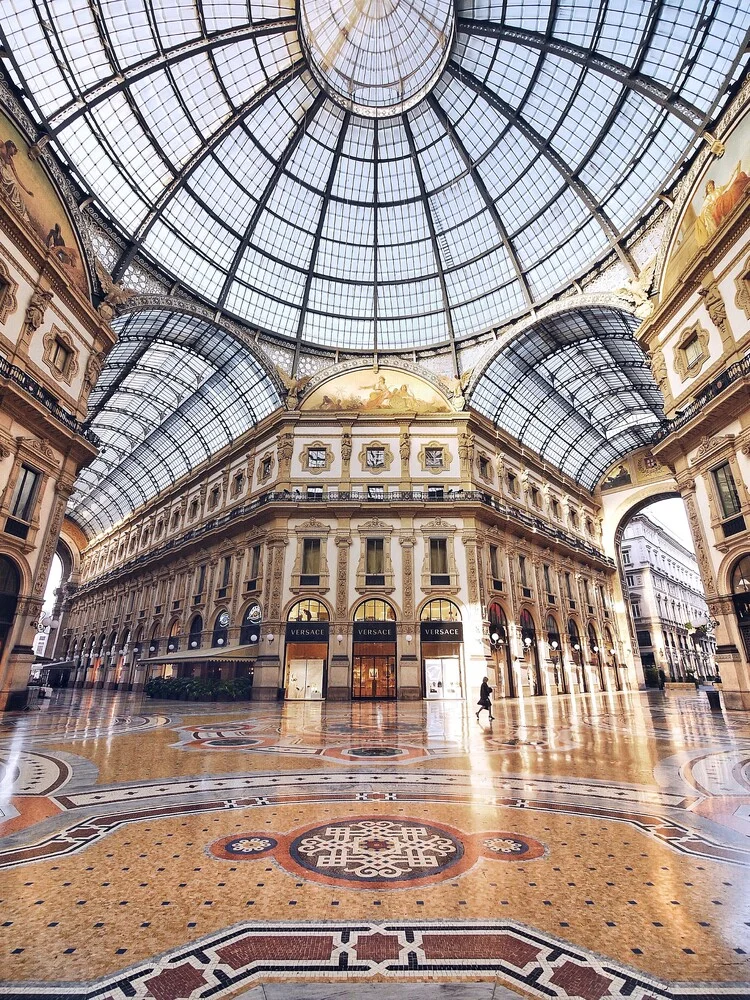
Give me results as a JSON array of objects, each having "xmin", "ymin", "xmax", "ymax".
[
  {"xmin": 0, "ymin": 355, "xmax": 99, "ymax": 444},
  {"xmin": 75, "ymin": 489, "xmax": 614, "ymax": 596}
]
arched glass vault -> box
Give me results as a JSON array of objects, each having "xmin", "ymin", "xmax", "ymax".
[
  {"xmin": 469, "ymin": 308, "xmax": 664, "ymax": 490},
  {"xmin": 2, "ymin": 0, "xmax": 747, "ymax": 352},
  {"xmin": 67, "ymin": 310, "xmax": 282, "ymax": 537}
]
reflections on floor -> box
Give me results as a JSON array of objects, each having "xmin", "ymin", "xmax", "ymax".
[{"xmin": 1, "ymin": 688, "xmax": 749, "ymax": 999}]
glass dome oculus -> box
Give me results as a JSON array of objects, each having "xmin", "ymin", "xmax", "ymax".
[{"xmin": 299, "ymin": 0, "xmax": 455, "ymax": 116}]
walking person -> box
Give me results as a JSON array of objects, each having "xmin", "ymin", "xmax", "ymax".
[{"xmin": 476, "ymin": 676, "xmax": 494, "ymax": 722}]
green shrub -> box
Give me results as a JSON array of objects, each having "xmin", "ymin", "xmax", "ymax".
[{"xmin": 144, "ymin": 674, "xmax": 253, "ymax": 701}]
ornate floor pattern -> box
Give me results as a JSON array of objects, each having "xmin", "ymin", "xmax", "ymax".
[{"xmin": 1, "ymin": 688, "xmax": 749, "ymax": 998}]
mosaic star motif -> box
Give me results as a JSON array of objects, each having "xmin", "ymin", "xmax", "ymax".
[{"xmin": 291, "ymin": 819, "xmax": 461, "ymax": 880}]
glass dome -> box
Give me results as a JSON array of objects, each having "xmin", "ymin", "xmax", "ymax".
[{"xmin": 3, "ymin": 0, "xmax": 748, "ymax": 352}]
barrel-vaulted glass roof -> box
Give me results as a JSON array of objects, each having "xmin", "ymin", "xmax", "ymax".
[
  {"xmin": 470, "ymin": 308, "xmax": 664, "ymax": 490},
  {"xmin": 3, "ymin": 0, "xmax": 748, "ymax": 353},
  {"xmin": 68, "ymin": 310, "xmax": 282, "ymax": 536}
]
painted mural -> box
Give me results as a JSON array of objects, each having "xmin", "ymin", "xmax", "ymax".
[
  {"xmin": 301, "ymin": 368, "xmax": 452, "ymax": 413},
  {"xmin": 0, "ymin": 109, "xmax": 87, "ymax": 294},
  {"xmin": 663, "ymin": 109, "xmax": 750, "ymax": 293}
]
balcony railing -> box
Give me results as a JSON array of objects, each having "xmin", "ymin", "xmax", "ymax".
[
  {"xmin": 0, "ymin": 355, "xmax": 99, "ymax": 445},
  {"xmin": 652, "ymin": 354, "xmax": 750, "ymax": 442},
  {"xmin": 76, "ymin": 488, "xmax": 614, "ymax": 595}
]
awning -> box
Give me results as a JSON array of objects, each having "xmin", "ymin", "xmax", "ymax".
[{"xmin": 140, "ymin": 643, "xmax": 259, "ymax": 664}]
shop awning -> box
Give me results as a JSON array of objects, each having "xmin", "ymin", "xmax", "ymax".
[{"xmin": 140, "ymin": 644, "xmax": 258, "ymax": 664}]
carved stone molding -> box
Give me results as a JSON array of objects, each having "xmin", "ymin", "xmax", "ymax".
[
  {"xmin": 734, "ymin": 252, "xmax": 750, "ymax": 319},
  {"xmin": 698, "ymin": 275, "xmax": 733, "ymax": 348},
  {"xmin": 0, "ymin": 258, "xmax": 19, "ymax": 325},
  {"xmin": 42, "ymin": 326, "xmax": 80, "ymax": 385},
  {"xmin": 673, "ymin": 322, "xmax": 711, "ymax": 381}
]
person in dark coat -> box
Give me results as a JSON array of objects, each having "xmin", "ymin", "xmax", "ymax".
[{"xmin": 476, "ymin": 677, "xmax": 494, "ymax": 721}]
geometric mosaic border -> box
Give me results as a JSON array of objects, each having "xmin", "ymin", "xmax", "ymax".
[
  {"xmin": 3, "ymin": 787, "xmax": 750, "ymax": 870},
  {"xmin": 1, "ymin": 919, "xmax": 747, "ymax": 999}
]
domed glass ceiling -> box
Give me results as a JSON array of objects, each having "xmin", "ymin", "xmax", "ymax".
[{"xmin": 2, "ymin": 0, "xmax": 748, "ymax": 353}]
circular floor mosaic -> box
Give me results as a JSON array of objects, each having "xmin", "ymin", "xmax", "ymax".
[
  {"xmin": 208, "ymin": 816, "xmax": 546, "ymax": 888},
  {"xmin": 290, "ymin": 819, "xmax": 464, "ymax": 882}
]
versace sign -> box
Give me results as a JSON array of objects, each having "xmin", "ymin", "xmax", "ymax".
[
  {"xmin": 353, "ymin": 621, "xmax": 397, "ymax": 642},
  {"xmin": 285, "ymin": 622, "xmax": 330, "ymax": 642},
  {"xmin": 420, "ymin": 621, "xmax": 464, "ymax": 642}
]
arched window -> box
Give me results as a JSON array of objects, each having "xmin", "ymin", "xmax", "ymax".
[
  {"xmin": 354, "ymin": 599, "xmax": 396, "ymax": 621},
  {"xmin": 420, "ymin": 599, "xmax": 461, "ymax": 621},
  {"xmin": 0, "ymin": 556, "xmax": 21, "ymax": 654},
  {"xmin": 519, "ymin": 608, "xmax": 536, "ymax": 640},
  {"xmin": 567, "ymin": 619, "xmax": 581, "ymax": 648},
  {"xmin": 731, "ymin": 555, "xmax": 750, "ymax": 592},
  {"xmin": 240, "ymin": 601, "xmax": 262, "ymax": 644},
  {"xmin": 167, "ymin": 619, "xmax": 180, "ymax": 652},
  {"xmin": 212, "ymin": 609, "xmax": 229, "ymax": 647},
  {"xmin": 546, "ymin": 614, "xmax": 560, "ymax": 645},
  {"xmin": 604, "ymin": 626, "xmax": 615, "ymax": 654},
  {"xmin": 188, "ymin": 615, "xmax": 203, "ymax": 649},
  {"xmin": 287, "ymin": 599, "xmax": 329, "ymax": 622},
  {"xmin": 488, "ymin": 602, "xmax": 507, "ymax": 642},
  {"xmin": 588, "ymin": 622, "xmax": 599, "ymax": 652}
]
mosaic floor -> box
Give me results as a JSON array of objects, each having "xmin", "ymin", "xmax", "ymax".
[{"xmin": 1, "ymin": 688, "xmax": 750, "ymax": 999}]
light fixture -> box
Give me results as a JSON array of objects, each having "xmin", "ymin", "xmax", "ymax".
[
  {"xmin": 168, "ymin": 643, "xmax": 175, "ymax": 651},
  {"xmin": 551, "ymin": 640, "xmax": 558, "ymax": 650},
  {"xmin": 149, "ymin": 645, "xmax": 156, "ymax": 652},
  {"xmin": 190, "ymin": 640, "xmax": 197, "ymax": 648},
  {"xmin": 523, "ymin": 637, "xmax": 532, "ymax": 647},
  {"xmin": 593, "ymin": 645, "xmax": 599, "ymax": 653},
  {"xmin": 573, "ymin": 643, "xmax": 580, "ymax": 651},
  {"xmin": 267, "ymin": 634, "xmax": 275, "ymax": 642},
  {"xmin": 491, "ymin": 632, "xmax": 500, "ymax": 642},
  {"xmin": 250, "ymin": 633, "xmax": 258, "ymax": 642},
  {"xmin": 337, "ymin": 633, "xmax": 344, "ymax": 642},
  {"xmin": 217, "ymin": 638, "xmax": 224, "ymax": 646},
  {"xmin": 405, "ymin": 633, "xmax": 413, "ymax": 642},
  {"xmin": 609, "ymin": 647, "xmax": 615, "ymax": 656}
]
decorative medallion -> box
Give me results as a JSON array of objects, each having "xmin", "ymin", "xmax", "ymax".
[{"xmin": 208, "ymin": 815, "xmax": 546, "ymax": 887}]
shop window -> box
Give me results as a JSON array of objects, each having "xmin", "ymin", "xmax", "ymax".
[
  {"xmin": 240, "ymin": 601, "xmax": 262, "ymax": 644},
  {"xmin": 301, "ymin": 538, "xmax": 321, "ymax": 585},
  {"xmin": 212, "ymin": 610, "xmax": 229, "ymax": 647},
  {"xmin": 5, "ymin": 464, "xmax": 41, "ymax": 539},
  {"xmin": 288, "ymin": 598, "xmax": 329, "ymax": 621},
  {"xmin": 429, "ymin": 538, "xmax": 449, "ymax": 585},
  {"xmin": 365, "ymin": 538, "xmax": 385, "ymax": 586},
  {"xmin": 188, "ymin": 615, "xmax": 203, "ymax": 649},
  {"xmin": 355, "ymin": 598, "xmax": 395, "ymax": 621}
]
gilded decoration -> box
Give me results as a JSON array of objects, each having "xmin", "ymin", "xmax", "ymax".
[
  {"xmin": 302, "ymin": 368, "xmax": 451, "ymax": 414},
  {"xmin": 673, "ymin": 322, "xmax": 711, "ymax": 381},
  {"xmin": 302, "ymin": 441, "xmax": 334, "ymax": 475},
  {"xmin": 418, "ymin": 440, "xmax": 452, "ymax": 475},
  {"xmin": 0, "ymin": 258, "xmax": 18, "ymax": 325},
  {"xmin": 42, "ymin": 326, "xmax": 79, "ymax": 385},
  {"xmin": 358, "ymin": 440, "xmax": 394, "ymax": 475},
  {"xmin": 0, "ymin": 108, "xmax": 87, "ymax": 294},
  {"xmin": 663, "ymin": 107, "xmax": 750, "ymax": 293}
]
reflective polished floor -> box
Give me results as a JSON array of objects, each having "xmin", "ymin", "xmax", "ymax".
[{"xmin": 1, "ymin": 687, "xmax": 750, "ymax": 999}]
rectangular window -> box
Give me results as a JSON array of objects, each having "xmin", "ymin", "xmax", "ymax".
[
  {"xmin": 250, "ymin": 546, "xmax": 260, "ymax": 580},
  {"xmin": 621, "ymin": 549, "xmax": 631, "ymax": 565},
  {"xmin": 543, "ymin": 563, "xmax": 552, "ymax": 594},
  {"xmin": 507, "ymin": 471, "xmax": 518, "ymax": 495},
  {"xmin": 368, "ymin": 485, "xmax": 385, "ymax": 499},
  {"xmin": 519, "ymin": 555, "xmax": 528, "ymax": 588},
  {"xmin": 424, "ymin": 447, "xmax": 444, "ymax": 468},
  {"xmin": 301, "ymin": 538, "xmax": 321, "ymax": 584},
  {"xmin": 221, "ymin": 556, "xmax": 231, "ymax": 588},
  {"xmin": 261, "ymin": 457, "xmax": 272, "ymax": 479},
  {"xmin": 713, "ymin": 462, "xmax": 742, "ymax": 519},
  {"xmin": 489, "ymin": 545, "xmax": 500, "ymax": 583},
  {"xmin": 196, "ymin": 564, "xmax": 206, "ymax": 595},
  {"xmin": 550, "ymin": 497, "xmax": 560, "ymax": 519},
  {"xmin": 365, "ymin": 538, "xmax": 385, "ymax": 585},
  {"xmin": 307, "ymin": 486, "xmax": 323, "ymax": 499},
  {"xmin": 427, "ymin": 485, "xmax": 444, "ymax": 500},
  {"xmin": 307, "ymin": 447, "xmax": 327, "ymax": 469},
  {"xmin": 531, "ymin": 487, "xmax": 541, "ymax": 509},
  {"xmin": 51, "ymin": 338, "xmax": 72, "ymax": 375},
  {"xmin": 684, "ymin": 335, "xmax": 702, "ymax": 367},
  {"xmin": 631, "ymin": 601, "xmax": 641, "ymax": 618},
  {"xmin": 478, "ymin": 456, "xmax": 490, "ymax": 478},
  {"xmin": 429, "ymin": 538, "xmax": 449, "ymax": 584},
  {"xmin": 10, "ymin": 465, "xmax": 41, "ymax": 522},
  {"xmin": 626, "ymin": 574, "xmax": 635, "ymax": 587},
  {"xmin": 366, "ymin": 447, "xmax": 385, "ymax": 468}
]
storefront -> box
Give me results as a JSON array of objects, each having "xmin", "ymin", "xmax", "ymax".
[
  {"xmin": 420, "ymin": 599, "xmax": 464, "ymax": 699},
  {"xmin": 284, "ymin": 599, "xmax": 329, "ymax": 700},
  {"xmin": 489, "ymin": 602, "xmax": 514, "ymax": 697},
  {"xmin": 731, "ymin": 555, "xmax": 750, "ymax": 659},
  {"xmin": 520, "ymin": 609, "xmax": 544, "ymax": 695},
  {"xmin": 352, "ymin": 599, "xmax": 397, "ymax": 699}
]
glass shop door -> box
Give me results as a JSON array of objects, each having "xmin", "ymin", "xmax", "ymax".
[
  {"xmin": 352, "ymin": 643, "xmax": 397, "ymax": 699},
  {"xmin": 423, "ymin": 641, "xmax": 464, "ymax": 699},
  {"xmin": 284, "ymin": 641, "xmax": 327, "ymax": 700}
]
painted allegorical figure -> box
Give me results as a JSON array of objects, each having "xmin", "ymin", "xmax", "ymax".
[
  {"xmin": 0, "ymin": 139, "xmax": 34, "ymax": 222},
  {"xmin": 695, "ymin": 159, "xmax": 750, "ymax": 245}
]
